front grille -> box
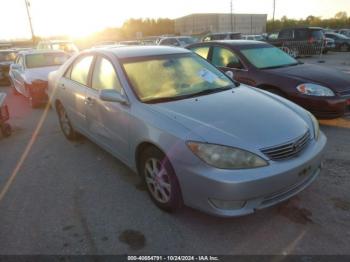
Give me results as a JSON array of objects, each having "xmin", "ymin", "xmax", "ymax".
[{"xmin": 261, "ymin": 130, "xmax": 311, "ymax": 161}]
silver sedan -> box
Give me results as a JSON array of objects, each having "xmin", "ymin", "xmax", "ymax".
[{"xmin": 48, "ymin": 46, "xmax": 326, "ymax": 217}]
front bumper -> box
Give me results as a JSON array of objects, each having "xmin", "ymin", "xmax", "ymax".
[
  {"xmin": 293, "ymin": 95, "xmax": 350, "ymax": 119},
  {"xmin": 173, "ymin": 132, "xmax": 327, "ymax": 217}
]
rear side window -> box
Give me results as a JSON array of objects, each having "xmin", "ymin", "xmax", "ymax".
[
  {"xmin": 191, "ymin": 46, "xmax": 210, "ymax": 59},
  {"xmin": 311, "ymin": 30, "xmax": 324, "ymax": 40},
  {"xmin": 294, "ymin": 29, "xmax": 309, "ymax": 40},
  {"xmin": 212, "ymin": 47, "xmax": 241, "ymax": 68},
  {"xmin": 70, "ymin": 56, "xmax": 94, "ymax": 86},
  {"xmin": 279, "ymin": 30, "xmax": 293, "ymax": 39},
  {"xmin": 91, "ymin": 57, "xmax": 122, "ymax": 92}
]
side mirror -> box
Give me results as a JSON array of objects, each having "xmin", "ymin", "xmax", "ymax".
[
  {"xmin": 11, "ymin": 64, "xmax": 22, "ymax": 71},
  {"xmin": 99, "ymin": 89, "xmax": 129, "ymax": 105}
]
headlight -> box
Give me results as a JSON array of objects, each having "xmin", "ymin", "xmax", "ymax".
[
  {"xmin": 187, "ymin": 142, "xmax": 268, "ymax": 169},
  {"xmin": 308, "ymin": 112, "xmax": 320, "ymax": 140},
  {"xmin": 296, "ymin": 83, "xmax": 335, "ymax": 97}
]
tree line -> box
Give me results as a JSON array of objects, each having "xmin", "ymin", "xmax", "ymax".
[{"xmin": 267, "ymin": 12, "xmax": 350, "ymax": 32}]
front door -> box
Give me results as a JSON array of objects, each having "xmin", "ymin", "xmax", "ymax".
[
  {"xmin": 85, "ymin": 56, "xmax": 130, "ymax": 162},
  {"xmin": 211, "ymin": 46, "xmax": 256, "ymax": 86}
]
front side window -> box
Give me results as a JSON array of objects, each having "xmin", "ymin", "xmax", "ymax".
[
  {"xmin": 92, "ymin": 57, "xmax": 122, "ymax": 92},
  {"xmin": 212, "ymin": 47, "xmax": 242, "ymax": 69},
  {"xmin": 191, "ymin": 46, "xmax": 210, "ymax": 59},
  {"xmin": 25, "ymin": 53, "xmax": 69, "ymax": 69},
  {"xmin": 241, "ymin": 46, "xmax": 298, "ymax": 69},
  {"xmin": 122, "ymin": 54, "xmax": 234, "ymax": 103},
  {"xmin": 70, "ymin": 56, "xmax": 94, "ymax": 86}
]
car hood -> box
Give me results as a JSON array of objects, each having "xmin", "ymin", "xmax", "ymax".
[
  {"xmin": 267, "ymin": 63, "xmax": 350, "ymax": 92},
  {"xmin": 25, "ymin": 66, "xmax": 61, "ymax": 83},
  {"xmin": 151, "ymin": 87, "xmax": 310, "ymax": 150}
]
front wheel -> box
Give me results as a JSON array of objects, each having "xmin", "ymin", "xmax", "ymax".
[
  {"xmin": 140, "ymin": 147, "xmax": 183, "ymax": 212},
  {"xmin": 57, "ymin": 103, "xmax": 79, "ymax": 140}
]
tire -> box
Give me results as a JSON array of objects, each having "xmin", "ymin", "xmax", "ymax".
[
  {"xmin": 56, "ymin": 102, "xmax": 79, "ymax": 140},
  {"xmin": 1, "ymin": 123, "xmax": 12, "ymax": 137},
  {"xmin": 139, "ymin": 147, "xmax": 183, "ymax": 212}
]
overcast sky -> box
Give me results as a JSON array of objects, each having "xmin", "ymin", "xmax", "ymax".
[{"xmin": 0, "ymin": 0, "xmax": 349, "ymax": 39}]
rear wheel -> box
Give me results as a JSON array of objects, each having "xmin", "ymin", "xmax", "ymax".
[
  {"xmin": 56, "ymin": 103, "xmax": 79, "ymax": 140},
  {"xmin": 139, "ymin": 147, "xmax": 183, "ymax": 212}
]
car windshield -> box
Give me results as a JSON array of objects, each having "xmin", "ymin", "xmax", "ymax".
[
  {"xmin": 178, "ymin": 38, "xmax": 196, "ymax": 45},
  {"xmin": 241, "ymin": 46, "xmax": 298, "ymax": 69},
  {"xmin": 26, "ymin": 53, "xmax": 69, "ymax": 68},
  {"xmin": 0, "ymin": 51, "xmax": 16, "ymax": 62},
  {"xmin": 52, "ymin": 43, "xmax": 78, "ymax": 53},
  {"xmin": 334, "ymin": 33, "xmax": 349, "ymax": 39},
  {"xmin": 122, "ymin": 54, "xmax": 234, "ymax": 103}
]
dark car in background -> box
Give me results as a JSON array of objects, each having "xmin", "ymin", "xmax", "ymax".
[
  {"xmin": 187, "ymin": 40, "xmax": 350, "ymax": 118},
  {"xmin": 0, "ymin": 50, "xmax": 17, "ymax": 86},
  {"xmin": 202, "ymin": 32, "xmax": 242, "ymax": 42},
  {"xmin": 338, "ymin": 29, "xmax": 350, "ymax": 38},
  {"xmin": 324, "ymin": 33, "xmax": 350, "ymax": 52},
  {"xmin": 268, "ymin": 27, "xmax": 325, "ymax": 57}
]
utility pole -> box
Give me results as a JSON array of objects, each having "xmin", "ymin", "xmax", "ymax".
[
  {"xmin": 272, "ymin": 0, "xmax": 276, "ymax": 23},
  {"xmin": 230, "ymin": 0, "xmax": 233, "ymax": 32},
  {"xmin": 24, "ymin": 0, "xmax": 35, "ymax": 45}
]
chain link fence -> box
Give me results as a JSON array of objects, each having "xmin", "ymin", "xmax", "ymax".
[{"xmin": 279, "ymin": 40, "xmax": 325, "ymax": 59}]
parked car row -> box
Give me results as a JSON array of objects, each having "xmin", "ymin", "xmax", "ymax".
[{"xmin": 4, "ymin": 37, "xmax": 350, "ymax": 218}]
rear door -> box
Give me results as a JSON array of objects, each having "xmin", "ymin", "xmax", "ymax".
[
  {"xmin": 58, "ymin": 55, "xmax": 94, "ymax": 132},
  {"xmin": 210, "ymin": 46, "xmax": 255, "ymax": 86},
  {"xmin": 85, "ymin": 55, "xmax": 130, "ymax": 162}
]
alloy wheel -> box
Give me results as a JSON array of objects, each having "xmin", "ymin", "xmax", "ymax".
[{"xmin": 144, "ymin": 158, "xmax": 171, "ymax": 204}]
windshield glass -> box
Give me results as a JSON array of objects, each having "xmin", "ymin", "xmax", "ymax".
[
  {"xmin": 178, "ymin": 38, "xmax": 196, "ymax": 45},
  {"xmin": 241, "ymin": 46, "xmax": 298, "ymax": 69},
  {"xmin": 0, "ymin": 51, "xmax": 16, "ymax": 62},
  {"xmin": 26, "ymin": 53, "xmax": 69, "ymax": 68},
  {"xmin": 123, "ymin": 54, "xmax": 234, "ymax": 103},
  {"xmin": 52, "ymin": 43, "xmax": 78, "ymax": 53}
]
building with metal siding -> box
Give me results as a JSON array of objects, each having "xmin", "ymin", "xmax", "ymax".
[{"xmin": 175, "ymin": 13, "xmax": 268, "ymax": 35}]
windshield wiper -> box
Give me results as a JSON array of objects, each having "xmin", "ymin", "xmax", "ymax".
[
  {"xmin": 144, "ymin": 86, "xmax": 233, "ymax": 104},
  {"xmin": 185, "ymin": 86, "xmax": 233, "ymax": 98}
]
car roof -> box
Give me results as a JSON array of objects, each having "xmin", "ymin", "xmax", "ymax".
[
  {"xmin": 192, "ymin": 40, "xmax": 271, "ymax": 48},
  {"xmin": 18, "ymin": 50, "xmax": 67, "ymax": 56},
  {"xmin": 101, "ymin": 45, "xmax": 191, "ymax": 59},
  {"xmin": 39, "ymin": 40, "xmax": 74, "ymax": 44}
]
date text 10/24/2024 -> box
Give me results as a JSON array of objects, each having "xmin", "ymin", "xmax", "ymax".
[{"xmin": 127, "ymin": 256, "xmax": 220, "ymax": 261}]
